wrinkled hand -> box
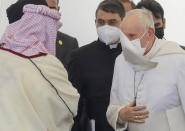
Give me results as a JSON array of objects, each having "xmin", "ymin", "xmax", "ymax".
[{"xmin": 119, "ymin": 99, "xmax": 149, "ymax": 123}]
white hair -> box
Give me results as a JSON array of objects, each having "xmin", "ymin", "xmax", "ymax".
[{"xmin": 123, "ymin": 9, "xmax": 154, "ymax": 29}]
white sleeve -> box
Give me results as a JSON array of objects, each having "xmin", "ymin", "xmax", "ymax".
[
  {"xmin": 106, "ymin": 55, "xmax": 128, "ymax": 131},
  {"xmin": 177, "ymin": 58, "xmax": 185, "ymax": 112}
]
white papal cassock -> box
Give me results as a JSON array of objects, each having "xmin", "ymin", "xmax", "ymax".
[{"xmin": 106, "ymin": 38, "xmax": 185, "ymax": 131}]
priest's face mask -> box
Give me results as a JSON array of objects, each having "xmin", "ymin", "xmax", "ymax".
[
  {"xmin": 95, "ymin": 9, "xmax": 122, "ymax": 45},
  {"xmin": 121, "ymin": 15, "xmax": 155, "ymax": 55},
  {"xmin": 45, "ymin": 0, "xmax": 60, "ymax": 11}
]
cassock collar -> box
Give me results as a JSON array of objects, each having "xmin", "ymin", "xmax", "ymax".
[
  {"xmin": 145, "ymin": 37, "xmax": 164, "ymax": 59},
  {"xmin": 97, "ymin": 39, "xmax": 122, "ymax": 52}
]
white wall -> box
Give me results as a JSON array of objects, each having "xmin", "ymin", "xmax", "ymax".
[
  {"xmin": 0, "ymin": 0, "xmax": 185, "ymax": 46},
  {"xmin": 59, "ymin": 0, "xmax": 101, "ymax": 46},
  {"xmin": 0, "ymin": 0, "xmax": 16, "ymax": 37}
]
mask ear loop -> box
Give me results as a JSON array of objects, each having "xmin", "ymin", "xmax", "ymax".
[
  {"xmin": 143, "ymin": 40, "xmax": 150, "ymax": 54},
  {"xmin": 29, "ymin": 58, "xmax": 75, "ymax": 118},
  {"xmin": 140, "ymin": 29, "xmax": 151, "ymax": 54}
]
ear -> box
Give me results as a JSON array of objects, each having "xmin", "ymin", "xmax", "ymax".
[
  {"xmin": 57, "ymin": 6, "xmax": 60, "ymax": 11},
  {"xmin": 148, "ymin": 27, "xmax": 155, "ymax": 40},
  {"xmin": 95, "ymin": 19, "xmax": 98, "ymax": 28},
  {"xmin": 163, "ymin": 18, "xmax": 166, "ymax": 29}
]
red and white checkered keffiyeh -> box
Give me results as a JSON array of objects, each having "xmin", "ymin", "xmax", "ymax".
[{"xmin": 0, "ymin": 4, "xmax": 62, "ymax": 56}]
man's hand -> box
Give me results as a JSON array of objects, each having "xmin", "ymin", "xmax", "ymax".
[{"xmin": 119, "ymin": 99, "xmax": 149, "ymax": 123}]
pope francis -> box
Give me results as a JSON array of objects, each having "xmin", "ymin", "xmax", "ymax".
[{"xmin": 106, "ymin": 9, "xmax": 185, "ymax": 131}]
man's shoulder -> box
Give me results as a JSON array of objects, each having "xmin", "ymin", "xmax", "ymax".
[
  {"xmin": 157, "ymin": 39, "xmax": 185, "ymax": 56},
  {"xmin": 56, "ymin": 31, "xmax": 79, "ymax": 54},
  {"xmin": 56, "ymin": 31, "xmax": 78, "ymax": 47},
  {"xmin": 115, "ymin": 52, "xmax": 124, "ymax": 62},
  {"xmin": 57, "ymin": 31, "xmax": 76, "ymax": 41},
  {"xmin": 115, "ymin": 53, "xmax": 126, "ymax": 65},
  {"xmin": 0, "ymin": 48, "xmax": 17, "ymax": 60},
  {"xmin": 71, "ymin": 40, "xmax": 99, "ymax": 56}
]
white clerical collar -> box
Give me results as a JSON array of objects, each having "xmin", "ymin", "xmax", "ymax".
[{"xmin": 109, "ymin": 44, "xmax": 118, "ymax": 49}]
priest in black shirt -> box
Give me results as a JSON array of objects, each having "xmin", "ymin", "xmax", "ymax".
[{"xmin": 68, "ymin": 0, "xmax": 125, "ymax": 131}]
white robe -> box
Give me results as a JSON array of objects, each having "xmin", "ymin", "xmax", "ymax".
[
  {"xmin": 106, "ymin": 39, "xmax": 185, "ymax": 131},
  {"xmin": 0, "ymin": 49, "xmax": 79, "ymax": 131}
]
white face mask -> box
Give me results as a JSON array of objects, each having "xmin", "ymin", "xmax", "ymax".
[
  {"xmin": 131, "ymin": 31, "xmax": 148, "ymax": 55},
  {"xmin": 97, "ymin": 25, "xmax": 120, "ymax": 45}
]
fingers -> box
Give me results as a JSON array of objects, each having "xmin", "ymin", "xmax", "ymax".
[
  {"xmin": 135, "ymin": 115, "xmax": 149, "ymax": 120},
  {"xmin": 128, "ymin": 114, "xmax": 149, "ymax": 123},
  {"xmin": 119, "ymin": 102, "xmax": 149, "ymax": 123},
  {"xmin": 132, "ymin": 119, "xmax": 146, "ymax": 123},
  {"xmin": 133, "ymin": 110, "xmax": 149, "ymax": 116},
  {"xmin": 133, "ymin": 106, "xmax": 147, "ymax": 111},
  {"xmin": 127, "ymin": 107, "xmax": 149, "ymax": 123},
  {"xmin": 132, "ymin": 107, "xmax": 149, "ymax": 122}
]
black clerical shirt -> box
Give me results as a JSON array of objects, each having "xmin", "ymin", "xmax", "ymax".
[{"xmin": 68, "ymin": 39, "xmax": 122, "ymax": 131}]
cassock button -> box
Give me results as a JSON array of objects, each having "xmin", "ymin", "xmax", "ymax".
[{"xmin": 58, "ymin": 40, "xmax": 63, "ymax": 45}]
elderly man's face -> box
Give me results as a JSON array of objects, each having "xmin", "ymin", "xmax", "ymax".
[
  {"xmin": 95, "ymin": 9, "xmax": 122, "ymax": 28},
  {"xmin": 121, "ymin": 13, "xmax": 155, "ymax": 53},
  {"xmin": 45, "ymin": 0, "xmax": 59, "ymax": 10}
]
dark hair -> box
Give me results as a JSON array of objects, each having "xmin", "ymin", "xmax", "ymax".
[
  {"xmin": 136, "ymin": 0, "xmax": 164, "ymax": 20},
  {"xmin": 96, "ymin": 0, "xmax": 125, "ymax": 19},
  {"xmin": 6, "ymin": 0, "xmax": 48, "ymax": 24},
  {"xmin": 119, "ymin": 0, "xmax": 136, "ymax": 9}
]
